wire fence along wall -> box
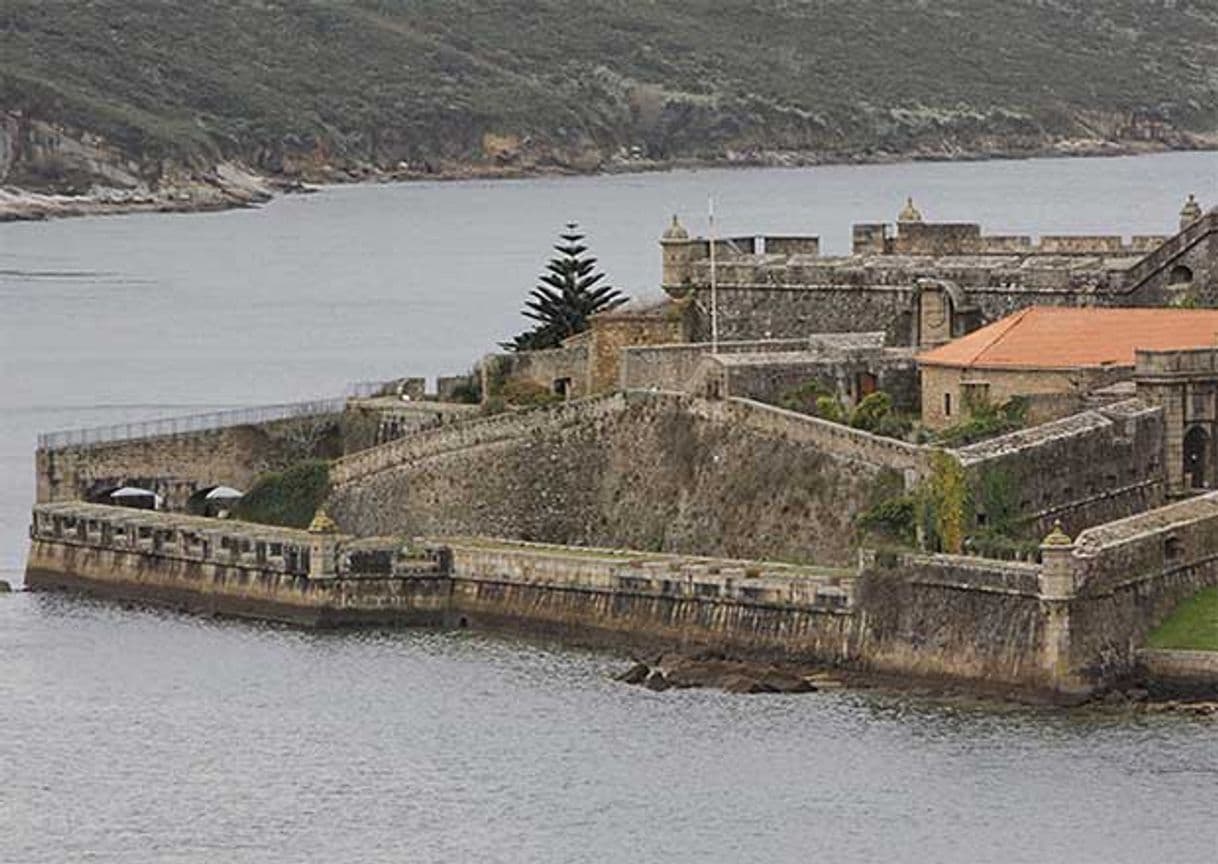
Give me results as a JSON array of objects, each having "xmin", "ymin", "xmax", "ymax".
[{"xmin": 37, "ymin": 397, "xmax": 353, "ymax": 452}]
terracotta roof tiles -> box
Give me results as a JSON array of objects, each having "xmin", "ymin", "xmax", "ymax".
[{"xmin": 917, "ymin": 307, "xmax": 1218, "ymax": 370}]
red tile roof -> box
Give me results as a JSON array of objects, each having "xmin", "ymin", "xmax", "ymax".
[{"xmin": 917, "ymin": 307, "xmax": 1218, "ymax": 370}]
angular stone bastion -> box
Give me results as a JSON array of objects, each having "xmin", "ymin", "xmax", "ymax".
[{"xmin": 27, "ymin": 491, "xmax": 1218, "ymax": 701}]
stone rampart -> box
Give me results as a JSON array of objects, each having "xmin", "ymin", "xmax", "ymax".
[
  {"xmin": 24, "ymin": 502, "xmax": 450, "ymax": 626},
  {"xmin": 1057, "ymin": 492, "xmax": 1218, "ymax": 683},
  {"xmin": 32, "ymin": 500, "xmax": 1218, "ymax": 699},
  {"xmin": 37, "ymin": 404, "xmax": 346, "ymax": 508},
  {"xmin": 619, "ymin": 339, "xmax": 810, "ymax": 392},
  {"xmin": 953, "ymin": 400, "xmax": 1166, "ymax": 539},
  {"xmin": 328, "ymin": 391, "xmax": 932, "ymax": 566}
]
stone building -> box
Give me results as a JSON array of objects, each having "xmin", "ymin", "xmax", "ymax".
[
  {"xmin": 659, "ymin": 196, "xmax": 1217, "ymax": 348},
  {"xmin": 1134, "ymin": 347, "xmax": 1218, "ymax": 492},
  {"xmin": 915, "ymin": 307, "xmax": 1218, "ymax": 428},
  {"xmin": 482, "ymin": 298, "xmax": 696, "ymax": 401}
]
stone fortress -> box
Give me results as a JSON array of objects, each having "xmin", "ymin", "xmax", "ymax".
[{"xmin": 24, "ymin": 191, "xmax": 1218, "ymax": 701}]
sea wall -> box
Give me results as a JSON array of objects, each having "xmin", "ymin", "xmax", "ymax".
[
  {"xmin": 328, "ymin": 391, "xmax": 932, "ymax": 566},
  {"xmin": 25, "ymin": 503, "xmax": 450, "ymax": 626},
  {"xmin": 1063, "ymin": 493, "xmax": 1218, "ymax": 683},
  {"xmin": 31, "ymin": 501, "xmax": 1218, "ymax": 698}
]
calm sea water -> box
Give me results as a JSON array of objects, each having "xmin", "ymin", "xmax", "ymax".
[{"xmin": 2, "ymin": 154, "xmax": 1218, "ymax": 862}]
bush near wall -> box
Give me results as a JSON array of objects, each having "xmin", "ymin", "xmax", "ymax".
[{"xmin": 232, "ymin": 459, "xmax": 330, "ymax": 529}]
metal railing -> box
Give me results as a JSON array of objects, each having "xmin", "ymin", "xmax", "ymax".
[
  {"xmin": 344, "ymin": 379, "xmax": 400, "ymax": 399},
  {"xmin": 37, "ymin": 397, "xmax": 348, "ymax": 451}
]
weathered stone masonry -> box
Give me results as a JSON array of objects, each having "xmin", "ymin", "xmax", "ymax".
[{"xmin": 327, "ymin": 391, "xmax": 932, "ymax": 567}]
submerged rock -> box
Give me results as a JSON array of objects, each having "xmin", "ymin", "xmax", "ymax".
[
  {"xmin": 0, "ymin": 580, "xmax": 11, "ymax": 593},
  {"xmin": 614, "ymin": 654, "xmax": 821, "ymax": 695},
  {"xmin": 643, "ymin": 670, "xmax": 671, "ymax": 692},
  {"xmin": 615, "ymin": 663, "xmax": 650, "ymax": 685}
]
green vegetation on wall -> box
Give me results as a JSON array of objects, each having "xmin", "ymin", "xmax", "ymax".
[
  {"xmin": 919, "ymin": 450, "xmax": 969, "ymax": 554},
  {"xmin": 1147, "ymin": 588, "xmax": 1218, "ymax": 651},
  {"xmin": 232, "ymin": 459, "xmax": 330, "ymax": 529},
  {"xmin": 935, "ymin": 397, "xmax": 1029, "ymax": 447}
]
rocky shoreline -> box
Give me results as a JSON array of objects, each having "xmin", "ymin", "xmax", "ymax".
[
  {"xmin": 3, "ymin": 136, "xmax": 1214, "ymax": 225},
  {"xmin": 611, "ymin": 652, "xmax": 1218, "ymax": 717},
  {"xmin": 0, "ymin": 161, "xmax": 311, "ymax": 223}
]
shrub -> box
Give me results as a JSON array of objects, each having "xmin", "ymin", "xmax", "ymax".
[
  {"xmin": 814, "ymin": 394, "xmax": 846, "ymax": 423},
  {"xmin": 777, "ymin": 379, "xmax": 832, "ymax": 414},
  {"xmin": 857, "ymin": 495, "xmax": 917, "ymax": 546},
  {"xmin": 232, "ymin": 459, "xmax": 330, "ymax": 529},
  {"xmin": 935, "ymin": 397, "xmax": 1028, "ymax": 447}
]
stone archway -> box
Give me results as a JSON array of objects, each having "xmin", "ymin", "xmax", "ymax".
[
  {"xmin": 1184, "ymin": 425, "xmax": 1209, "ymax": 489},
  {"xmin": 1170, "ymin": 264, "xmax": 1194, "ymax": 285}
]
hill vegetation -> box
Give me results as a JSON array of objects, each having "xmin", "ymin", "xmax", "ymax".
[{"xmin": 3, "ymin": 0, "xmax": 1218, "ymax": 192}]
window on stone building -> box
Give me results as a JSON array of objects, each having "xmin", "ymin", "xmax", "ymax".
[
  {"xmin": 1191, "ymin": 387, "xmax": 1211, "ymax": 418},
  {"xmin": 1165, "ymin": 536, "xmax": 1183, "ymax": 561},
  {"xmin": 944, "ymin": 392, "xmax": 952, "ymax": 417},
  {"xmin": 553, "ymin": 377, "xmax": 571, "ymax": 398}
]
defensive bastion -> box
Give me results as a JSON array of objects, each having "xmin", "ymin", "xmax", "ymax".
[{"xmin": 24, "ymin": 383, "xmax": 1218, "ymax": 700}]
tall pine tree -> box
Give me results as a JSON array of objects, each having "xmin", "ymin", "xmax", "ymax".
[{"xmin": 502, "ymin": 223, "xmax": 626, "ymax": 351}]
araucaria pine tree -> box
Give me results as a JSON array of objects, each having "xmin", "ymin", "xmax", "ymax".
[{"xmin": 502, "ymin": 223, "xmax": 627, "ymax": 351}]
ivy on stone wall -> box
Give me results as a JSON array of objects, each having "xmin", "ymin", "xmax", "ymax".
[{"xmin": 920, "ymin": 450, "xmax": 969, "ymax": 554}]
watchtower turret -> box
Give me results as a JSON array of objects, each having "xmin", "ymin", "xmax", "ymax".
[
  {"xmin": 660, "ymin": 215, "xmax": 696, "ymax": 297},
  {"xmin": 1180, "ymin": 194, "xmax": 1203, "ymax": 231}
]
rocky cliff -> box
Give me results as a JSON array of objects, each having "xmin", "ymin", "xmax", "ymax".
[{"xmin": 3, "ymin": 0, "xmax": 1218, "ymax": 218}]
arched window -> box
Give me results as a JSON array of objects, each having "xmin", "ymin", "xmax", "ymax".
[{"xmin": 1170, "ymin": 264, "xmax": 1194, "ymax": 284}]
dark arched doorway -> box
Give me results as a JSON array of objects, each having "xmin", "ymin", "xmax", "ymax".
[
  {"xmin": 1183, "ymin": 425, "xmax": 1209, "ymax": 489},
  {"xmin": 1169, "ymin": 264, "xmax": 1194, "ymax": 285}
]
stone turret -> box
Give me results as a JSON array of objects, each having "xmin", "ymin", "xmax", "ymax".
[
  {"xmin": 1038, "ymin": 520, "xmax": 1077, "ymax": 600},
  {"xmin": 898, "ymin": 197, "xmax": 923, "ymax": 224},
  {"xmin": 307, "ymin": 508, "xmax": 340, "ymax": 579},
  {"xmin": 660, "ymin": 215, "xmax": 697, "ymax": 297},
  {"xmin": 1180, "ymin": 194, "xmax": 1203, "ymax": 231}
]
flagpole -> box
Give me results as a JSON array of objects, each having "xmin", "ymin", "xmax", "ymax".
[{"xmin": 709, "ymin": 195, "xmax": 718, "ymax": 355}]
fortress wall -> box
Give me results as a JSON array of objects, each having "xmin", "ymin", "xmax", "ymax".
[
  {"xmin": 37, "ymin": 413, "xmax": 345, "ymax": 508},
  {"xmin": 853, "ymin": 553, "xmax": 1048, "ymax": 687},
  {"xmin": 692, "ymin": 285, "xmax": 917, "ymax": 344},
  {"xmin": 23, "ymin": 504, "xmax": 451, "ymax": 625},
  {"xmin": 1065, "ymin": 493, "xmax": 1218, "ymax": 682},
  {"xmin": 38, "ymin": 501, "xmax": 1218, "ymax": 696},
  {"xmin": 954, "ymin": 401, "xmax": 1166, "ymax": 539},
  {"xmin": 620, "ymin": 339, "xmax": 810, "ymax": 392},
  {"xmin": 328, "ymin": 392, "xmax": 931, "ymax": 566},
  {"xmin": 482, "ymin": 344, "xmax": 591, "ymax": 399},
  {"xmin": 1117, "ymin": 212, "xmax": 1218, "ymax": 300},
  {"xmin": 717, "ymin": 352, "xmax": 919, "ymax": 412}
]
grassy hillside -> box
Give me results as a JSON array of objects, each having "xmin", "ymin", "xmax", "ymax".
[{"xmin": 3, "ymin": 0, "xmax": 1218, "ymax": 188}]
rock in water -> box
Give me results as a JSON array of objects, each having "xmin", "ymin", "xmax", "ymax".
[
  {"xmin": 643, "ymin": 670, "xmax": 671, "ymax": 692},
  {"xmin": 758, "ymin": 671, "xmax": 817, "ymax": 694},
  {"xmin": 0, "ymin": 580, "xmax": 11, "ymax": 593},
  {"xmin": 615, "ymin": 663, "xmax": 650, "ymax": 685}
]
